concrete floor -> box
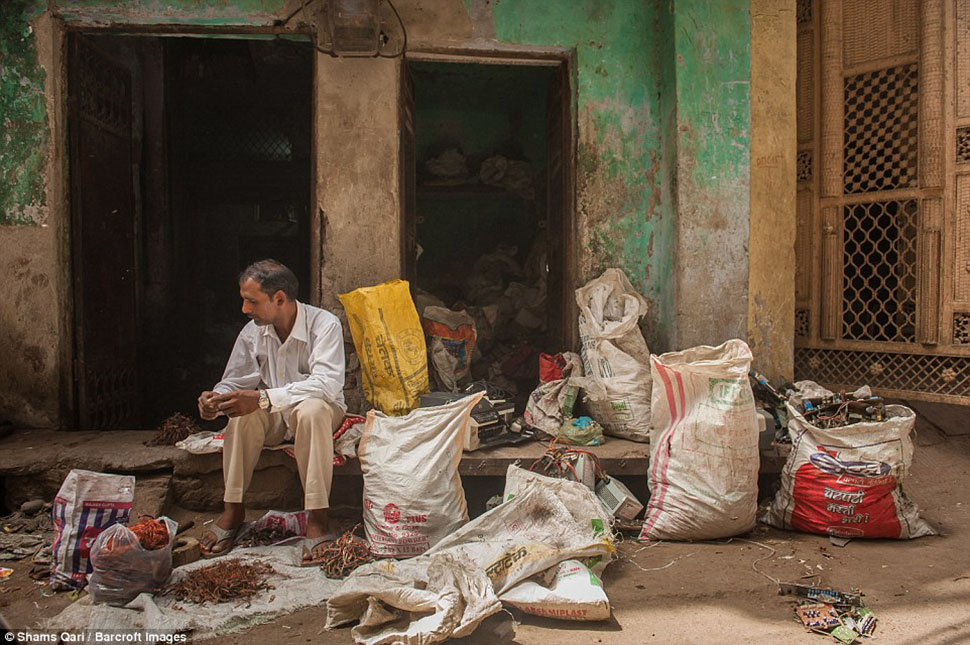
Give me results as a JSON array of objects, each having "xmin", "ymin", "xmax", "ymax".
[{"xmin": 1, "ymin": 403, "xmax": 968, "ymax": 644}]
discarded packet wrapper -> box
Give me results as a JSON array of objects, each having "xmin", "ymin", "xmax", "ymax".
[
  {"xmin": 779, "ymin": 582, "xmax": 864, "ymax": 607},
  {"xmin": 0, "ymin": 567, "xmax": 13, "ymax": 578},
  {"xmin": 795, "ymin": 602, "xmax": 841, "ymax": 631}
]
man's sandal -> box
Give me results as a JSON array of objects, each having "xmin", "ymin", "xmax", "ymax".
[
  {"xmin": 299, "ymin": 534, "xmax": 336, "ymax": 567},
  {"xmin": 200, "ymin": 524, "xmax": 241, "ymax": 558}
]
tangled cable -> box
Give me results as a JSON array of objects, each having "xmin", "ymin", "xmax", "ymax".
[
  {"xmin": 312, "ymin": 524, "xmax": 376, "ymax": 579},
  {"xmin": 528, "ymin": 436, "xmax": 608, "ymax": 484}
]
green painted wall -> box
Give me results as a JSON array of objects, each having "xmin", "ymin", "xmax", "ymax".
[
  {"xmin": 0, "ymin": 0, "xmax": 48, "ymax": 226},
  {"xmin": 671, "ymin": 0, "xmax": 752, "ymax": 347},
  {"xmin": 490, "ymin": 0, "xmax": 675, "ymax": 348}
]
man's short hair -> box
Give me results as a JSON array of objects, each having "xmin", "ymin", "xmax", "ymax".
[{"xmin": 239, "ymin": 259, "xmax": 299, "ymax": 300}]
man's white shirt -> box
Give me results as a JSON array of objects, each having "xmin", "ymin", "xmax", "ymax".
[{"xmin": 213, "ymin": 301, "xmax": 347, "ymax": 430}]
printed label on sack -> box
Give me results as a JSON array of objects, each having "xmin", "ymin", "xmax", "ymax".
[
  {"xmin": 708, "ymin": 378, "xmax": 754, "ymax": 409},
  {"xmin": 790, "ymin": 445, "xmax": 901, "ymax": 538},
  {"xmin": 366, "ymin": 500, "xmax": 431, "ymax": 556}
]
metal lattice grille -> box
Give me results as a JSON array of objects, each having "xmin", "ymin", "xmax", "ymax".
[
  {"xmin": 192, "ymin": 122, "xmax": 293, "ymax": 161},
  {"xmin": 795, "ymin": 348, "xmax": 970, "ymax": 399},
  {"xmin": 796, "ymin": 308, "xmax": 810, "ymax": 339},
  {"xmin": 843, "ymin": 65, "xmax": 919, "ymax": 194},
  {"xmin": 797, "ymin": 0, "xmax": 812, "ymax": 25},
  {"xmin": 955, "ymin": 313, "xmax": 970, "ymax": 344},
  {"xmin": 842, "ymin": 199, "xmax": 918, "ymax": 342},
  {"xmin": 87, "ymin": 367, "xmax": 138, "ymax": 429},
  {"xmin": 797, "ymin": 150, "xmax": 813, "ymax": 183},
  {"xmin": 958, "ymin": 127, "xmax": 970, "ymax": 163}
]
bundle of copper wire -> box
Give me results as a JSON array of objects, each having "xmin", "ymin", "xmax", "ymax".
[
  {"xmin": 312, "ymin": 525, "xmax": 375, "ymax": 579},
  {"xmin": 129, "ymin": 518, "xmax": 170, "ymax": 550},
  {"xmin": 165, "ymin": 560, "xmax": 275, "ymax": 605},
  {"xmin": 146, "ymin": 413, "xmax": 201, "ymax": 446}
]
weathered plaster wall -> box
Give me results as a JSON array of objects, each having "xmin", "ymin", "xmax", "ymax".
[
  {"xmin": 672, "ymin": 0, "xmax": 752, "ymax": 350},
  {"xmin": 315, "ymin": 56, "xmax": 403, "ymax": 312},
  {"xmin": 748, "ymin": 0, "xmax": 796, "ymax": 381}
]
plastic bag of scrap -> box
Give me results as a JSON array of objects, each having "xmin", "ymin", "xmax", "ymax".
[
  {"xmin": 524, "ymin": 352, "xmax": 583, "ymax": 435},
  {"xmin": 339, "ymin": 280, "xmax": 429, "ymax": 415},
  {"xmin": 640, "ymin": 340, "xmax": 760, "ymax": 541},
  {"xmin": 500, "ymin": 559, "xmax": 610, "ymax": 621},
  {"xmin": 88, "ymin": 517, "xmax": 178, "ymax": 606},
  {"xmin": 574, "ymin": 269, "xmax": 652, "ymax": 443},
  {"xmin": 422, "ymin": 306, "xmax": 477, "ymax": 392},
  {"xmin": 358, "ymin": 393, "xmax": 481, "ymax": 557},
  {"xmin": 557, "ymin": 416, "xmax": 605, "ymax": 446},
  {"xmin": 760, "ymin": 381, "xmax": 936, "ymax": 539},
  {"xmin": 50, "ymin": 470, "xmax": 135, "ymax": 590}
]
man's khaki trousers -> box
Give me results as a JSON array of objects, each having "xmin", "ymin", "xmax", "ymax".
[{"xmin": 222, "ymin": 398, "xmax": 343, "ymax": 510}]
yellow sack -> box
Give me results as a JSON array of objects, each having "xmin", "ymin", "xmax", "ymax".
[{"xmin": 339, "ymin": 280, "xmax": 429, "ymax": 415}]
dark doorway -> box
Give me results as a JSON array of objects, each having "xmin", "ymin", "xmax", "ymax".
[
  {"xmin": 403, "ymin": 59, "xmax": 572, "ymax": 404},
  {"xmin": 68, "ymin": 34, "xmax": 313, "ymax": 428}
]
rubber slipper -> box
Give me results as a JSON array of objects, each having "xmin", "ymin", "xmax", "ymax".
[
  {"xmin": 199, "ymin": 524, "xmax": 241, "ymax": 558},
  {"xmin": 300, "ymin": 534, "xmax": 336, "ymax": 567}
]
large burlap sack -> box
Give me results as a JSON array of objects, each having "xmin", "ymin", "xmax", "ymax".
[
  {"xmin": 761, "ymin": 382, "xmax": 935, "ymax": 539},
  {"xmin": 50, "ymin": 470, "xmax": 135, "ymax": 590},
  {"xmin": 339, "ymin": 280, "xmax": 429, "ymax": 415},
  {"xmin": 639, "ymin": 339, "xmax": 760, "ymax": 541},
  {"xmin": 574, "ymin": 269, "xmax": 651, "ymax": 443},
  {"xmin": 358, "ymin": 393, "xmax": 482, "ymax": 557}
]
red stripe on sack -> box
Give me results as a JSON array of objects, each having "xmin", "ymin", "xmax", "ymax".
[{"xmin": 643, "ymin": 361, "xmax": 683, "ymax": 536}]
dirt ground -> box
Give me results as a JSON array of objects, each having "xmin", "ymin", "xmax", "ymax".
[{"xmin": 2, "ymin": 417, "xmax": 968, "ymax": 644}]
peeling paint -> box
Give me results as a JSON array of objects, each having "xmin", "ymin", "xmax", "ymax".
[{"xmin": 0, "ymin": 0, "xmax": 49, "ymax": 226}]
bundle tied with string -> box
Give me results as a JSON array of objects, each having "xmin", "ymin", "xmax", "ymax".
[{"xmin": 528, "ymin": 437, "xmax": 608, "ymax": 492}]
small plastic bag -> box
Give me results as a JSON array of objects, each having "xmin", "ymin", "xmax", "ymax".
[{"xmin": 88, "ymin": 517, "xmax": 178, "ymax": 605}]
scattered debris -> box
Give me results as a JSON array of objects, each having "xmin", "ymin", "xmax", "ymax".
[
  {"xmin": 165, "ymin": 559, "xmax": 276, "ymax": 605},
  {"xmin": 0, "ymin": 566, "xmax": 13, "ymax": 578},
  {"xmin": 146, "ymin": 413, "xmax": 201, "ymax": 446},
  {"xmin": 2, "ymin": 508, "xmax": 53, "ymax": 534},
  {"xmin": 237, "ymin": 525, "xmax": 298, "ymax": 549},
  {"xmin": 0, "ymin": 533, "xmax": 44, "ymax": 561},
  {"xmin": 311, "ymin": 525, "xmax": 375, "ymax": 579},
  {"xmin": 794, "ymin": 599, "xmax": 877, "ymax": 643},
  {"xmin": 779, "ymin": 582, "xmax": 864, "ymax": 607}
]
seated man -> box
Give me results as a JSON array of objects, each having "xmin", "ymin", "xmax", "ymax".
[{"xmin": 197, "ymin": 259, "xmax": 346, "ymax": 562}]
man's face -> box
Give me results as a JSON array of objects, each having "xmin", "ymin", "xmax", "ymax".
[{"xmin": 239, "ymin": 278, "xmax": 282, "ymax": 326}]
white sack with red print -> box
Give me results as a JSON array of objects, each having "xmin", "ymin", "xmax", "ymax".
[
  {"xmin": 640, "ymin": 340, "xmax": 760, "ymax": 541},
  {"xmin": 760, "ymin": 381, "xmax": 935, "ymax": 539},
  {"xmin": 358, "ymin": 393, "xmax": 482, "ymax": 557}
]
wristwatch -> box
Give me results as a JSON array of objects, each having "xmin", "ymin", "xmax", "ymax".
[{"xmin": 258, "ymin": 389, "xmax": 271, "ymax": 411}]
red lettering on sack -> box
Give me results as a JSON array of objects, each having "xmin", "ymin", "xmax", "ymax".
[{"xmin": 790, "ymin": 457, "xmax": 901, "ymax": 538}]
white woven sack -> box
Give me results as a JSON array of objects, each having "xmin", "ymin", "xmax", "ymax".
[
  {"xmin": 50, "ymin": 469, "xmax": 135, "ymax": 590},
  {"xmin": 358, "ymin": 392, "xmax": 482, "ymax": 557},
  {"xmin": 761, "ymin": 382, "xmax": 935, "ymax": 539},
  {"xmin": 640, "ymin": 339, "xmax": 760, "ymax": 541},
  {"xmin": 575, "ymin": 269, "xmax": 652, "ymax": 443}
]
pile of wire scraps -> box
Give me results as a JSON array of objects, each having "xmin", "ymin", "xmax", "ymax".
[
  {"xmin": 528, "ymin": 438, "xmax": 607, "ymax": 490},
  {"xmin": 310, "ymin": 525, "xmax": 375, "ymax": 579},
  {"xmin": 128, "ymin": 517, "xmax": 170, "ymax": 550},
  {"xmin": 146, "ymin": 413, "xmax": 201, "ymax": 447},
  {"xmin": 237, "ymin": 525, "xmax": 298, "ymax": 548},
  {"xmin": 165, "ymin": 559, "xmax": 275, "ymax": 605},
  {"xmin": 800, "ymin": 394, "xmax": 887, "ymax": 429}
]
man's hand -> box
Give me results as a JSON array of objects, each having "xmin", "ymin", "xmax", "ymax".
[
  {"xmin": 213, "ymin": 390, "xmax": 261, "ymax": 418},
  {"xmin": 198, "ymin": 391, "xmax": 221, "ymax": 421}
]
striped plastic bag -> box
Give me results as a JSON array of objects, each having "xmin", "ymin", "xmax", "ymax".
[
  {"xmin": 639, "ymin": 340, "xmax": 760, "ymax": 541},
  {"xmin": 50, "ymin": 469, "xmax": 134, "ymax": 590}
]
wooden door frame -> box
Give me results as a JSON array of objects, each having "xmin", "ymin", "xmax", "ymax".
[{"xmin": 402, "ymin": 47, "xmax": 579, "ymax": 349}]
